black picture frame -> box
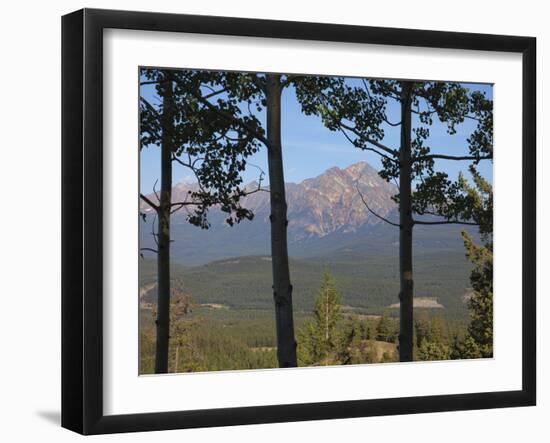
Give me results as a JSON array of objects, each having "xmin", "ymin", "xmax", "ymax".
[{"xmin": 61, "ymin": 8, "xmax": 536, "ymax": 435}]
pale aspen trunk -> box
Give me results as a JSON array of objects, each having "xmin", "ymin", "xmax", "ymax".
[
  {"xmin": 155, "ymin": 72, "xmax": 174, "ymax": 374},
  {"xmin": 265, "ymin": 74, "xmax": 297, "ymax": 368}
]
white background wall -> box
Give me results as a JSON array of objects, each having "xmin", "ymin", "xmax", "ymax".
[{"xmin": 0, "ymin": 1, "xmax": 546, "ymax": 441}]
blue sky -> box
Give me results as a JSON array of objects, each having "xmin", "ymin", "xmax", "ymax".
[{"xmin": 140, "ymin": 77, "xmax": 492, "ymax": 193}]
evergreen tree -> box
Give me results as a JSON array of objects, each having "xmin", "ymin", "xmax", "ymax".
[
  {"xmin": 167, "ymin": 282, "xmax": 200, "ymax": 373},
  {"xmin": 428, "ymin": 316, "xmax": 448, "ymax": 344},
  {"xmin": 376, "ymin": 311, "xmax": 396, "ymax": 343},
  {"xmin": 415, "ymin": 316, "xmax": 451, "ymax": 361},
  {"xmin": 417, "ymin": 338, "xmax": 451, "ymax": 361},
  {"xmin": 414, "ymin": 316, "xmax": 431, "ymax": 348},
  {"xmin": 459, "ymin": 233, "xmax": 493, "ymax": 358},
  {"xmin": 336, "ymin": 320, "xmax": 357, "ymax": 365},
  {"xmin": 452, "ymin": 170, "xmax": 493, "ymax": 359},
  {"xmin": 297, "ymin": 271, "xmax": 344, "ymax": 365},
  {"xmin": 452, "ymin": 334, "xmax": 484, "ymax": 359},
  {"xmin": 360, "ymin": 321, "xmax": 371, "ymax": 340}
]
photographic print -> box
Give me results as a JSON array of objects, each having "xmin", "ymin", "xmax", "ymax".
[
  {"xmin": 138, "ymin": 68, "xmax": 493, "ymax": 375},
  {"xmin": 62, "ymin": 9, "xmax": 536, "ymax": 433}
]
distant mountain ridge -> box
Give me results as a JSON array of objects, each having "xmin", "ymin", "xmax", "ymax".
[
  {"xmin": 140, "ymin": 161, "xmax": 471, "ymax": 265},
  {"xmin": 141, "ymin": 161, "xmax": 397, "ymax": 240}
]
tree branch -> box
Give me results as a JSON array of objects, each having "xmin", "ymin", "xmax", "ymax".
[
  {"xmin": 412, "ymin": 154, "xmax": 492, "ymax": 163},
  {"xmin": 202, "ymin": 87, "xmax": 228, "ymax": 100},
  {"xmin": 411, "ymin": 109, "xmax": 436, "ymax": 116},
  {"xmin": 243, "ymin": 184, "xmax": 269, "ymax": 196},
  {"xmin": 393, "ymin": 177, "xmax": 400, "ymax": 191},
  {"xmin": 338, "ymin": 121, "xmax": 399, "ymax": 157},
  {"xmin": 140, "ymin": 247, "xmax": 158, "ymax": 254},
  {"xmin": 188, "ymin": 90, "xmax": 269, "ymax": 146},
  {"xmin": 152, "ymin": 179, "xmax": 161, "ymax": 202},
  {"xmin": 366, "ymin": 137, "xmax": 398, "ymax": 157},
  {"xmin": 280, "ymin": 75, "xmax": 298, "ymax": 89},
  {"xmin": 356, "ymin": 184, "xmax": 400, "ymax": 228},
  {"xmin": 413, "ymin": 219, "xmax": 478, "ymax": 226},
  {"xmin": 140, "ymin": 80, "xmax": 167, "ymax": 86},
  {"xmin": 170, "ymin": 201, "xmax": 200, "ymax": 214},
  {"xmin": 242, "ymin": 162, "xmax": 268, "ymax": 196},
  {"xmin": 172, "ymin": 155, "xmax": 192, "ymax": 169},
  {"xmin": 150, "ymin": 213, "xmax": 159, "ymax": 247},
  {"xmin": 383, "ymin": 116, "xmax": 402, "ymax": 127},
  {"xmin": 317, "ymin": 92, "xmax": 399, "ymax": 158},
  {"xmin": 140, "ymin": 193, "xmax": 159, "ymax": 211},
  {"xmin": 337, "ymin": 127, "xmax": 397, "ymax": 163},
  {"xmin": 140, "ymin": 96, "xmax": 161, "ymax": 118},
  {"xmin": 251, "ymin": 75, "xmax": 266, "ymax": 94}
]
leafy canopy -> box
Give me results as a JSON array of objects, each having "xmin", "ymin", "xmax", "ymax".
[
  {"xmin": 295, "ymin": 77, "xmax": 493, "ymax": 225},
  {"xmin": 140, "ymin": 68, "xmax": 265, "ymax": 228}
]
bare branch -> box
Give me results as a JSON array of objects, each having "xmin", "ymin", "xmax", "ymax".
[
  {"xmin": 383, "ymin": 116, "xmax": 402, "ymax": 127},
  {"xmin": 149, "ymin": 212, "xmax": 159, "ymax": 248},
  {"xmin": 365, "ymin": 147, "xmax": 398, "ymax": 163},
  {"xmin": 243, "ymin": 186, "xmax": 270, "ymax": 196},
  {"xmin": 152, "ymin": 179, "xmax": 161, "ymax": 202},
  {"xmin": 339, "ymin": 121, "xmax": 399, "ymax": 157},
  {"xmin": 140, "ymin": 193, "xmax": 159, "ymax": 211},
  {"xmin": 202, "ymin": 87, "xmax": 228, "ymax": 100},
  {"xmin": 366, "ymin": 137, "xmax": 399, "ymax": 158},
  {"xmin": 361, "ymin": 78, "xmax": 370, "ymax": 94},
  {"xmin": 170, "ymin": 201, "xmax": 197, "ymax": 207},
  {"xmin": 356, "ymin": 183, "xmax": 400, "ymax": 228},
  {"xmin": 337, "ymin": 126, "xmax": 359, "ymax": 148},
  {"xmin": 337, "ymin": 127, "xmax": 397, "ymax": 163},
  {"xmin": 140, "ymin": 96, "xmax": 160, "ymax": 117},
  {"xmin": 413, "ymin": 219, "xmax": 478, "ymax": 226},
  {"xmin": 171, "ymin": 202, "xmax": 200, "ymax": 214},
  {"xmin": 242, "ymin": 162, "xmax": 269, "ymax": 196},
  {"xmin": 415, "ymin": 209, "xmax": 439, "ymax": 217},
  {"xmin": 464, "ymin": 114, "xmax": 483, "ymax": 123},
  {"xmin": 393, "ymin": 177, "xmax": 400, "ymax": 191},
  {"xmin": 316, "ymin": 92, "xmax": 399, "ymax": 158},
  {"xmin": 140, "ymin": 247, "xmax": 158, "ymax": 254},
  {"xmin": 172, "ymin": 155, "xmax": 192, "ymax": 169},
  {"xmin": 411, "ymin": 109, "xmax": 436, "ymax": 116},
  {"xmin": 412, "ymin": 154, "xmax": 492, "ymax": 163},
  {"xmin": 140, "ymin": 80, "xmax": 166, "ymax": 86}
]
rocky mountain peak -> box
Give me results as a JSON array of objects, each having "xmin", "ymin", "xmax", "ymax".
[{"xmin": 142, "ymin": 161, "xmax": 397, "ymax": 240}]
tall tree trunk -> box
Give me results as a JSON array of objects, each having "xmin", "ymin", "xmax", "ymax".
[
  {"xmin": 398, "ymin": 81, "xmax": 414, "ymax": 362},
  {"xmin": 265, "ymin": 74, "xmax": 297, "ymax": 367},
  {"xmin": 155, "ymin": 72, "xmax": 174, "ymax": 373}
]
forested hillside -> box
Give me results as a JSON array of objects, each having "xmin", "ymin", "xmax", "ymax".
[{"xmin": 139, "ymin": 247, "xmax": 472, "ymax": 320}]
